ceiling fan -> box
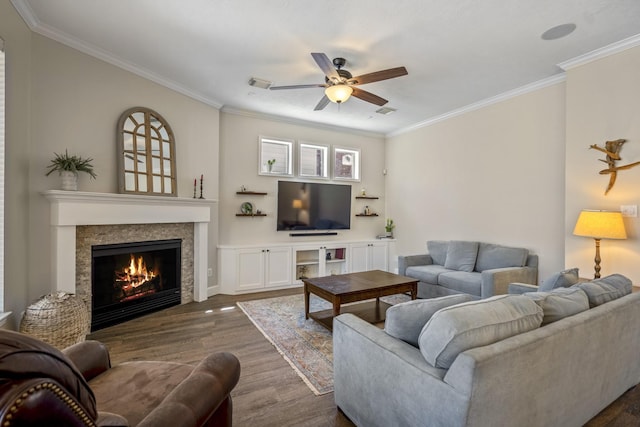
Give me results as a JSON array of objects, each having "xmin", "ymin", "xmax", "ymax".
[{"xmin": 270, "ymin": 53, "xmax": 408, "ymax": 111}]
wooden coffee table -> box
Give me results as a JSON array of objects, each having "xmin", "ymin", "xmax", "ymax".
[{"xmin": 303, "ymin": 270, "xmax": 418, "ymax": 330}]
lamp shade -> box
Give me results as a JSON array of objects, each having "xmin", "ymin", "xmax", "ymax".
[
  {"xmin": 292, "ymin": 199, "xmax": 303, "ymax": 209},
  {"xmin": 573, "ymin": 210, "xmax": 627, "ymax": 239},
  {"xmin": 325, "ymin": 84, "xmax": 353, "ymax": 103}
]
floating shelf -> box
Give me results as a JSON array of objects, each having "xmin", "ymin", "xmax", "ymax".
[
  {"xmin": 235, "ymin": 213, "xmax": 267, "ymax": 217},
  {"xmin": 355, "ymin": 213, "xmax": 379, "ymax": 217},
  {"xmin": 236, "ymin": 191, "xmax": 267, "ymax": 195},
  {"xmin": 355, "ymin": 196, "xmax": 379, "ymax": 199}
]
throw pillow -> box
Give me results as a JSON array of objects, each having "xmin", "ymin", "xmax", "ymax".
[
  {"xmin": 418, "ymin": 295, "xmax": 543, "ymax": 369},
  {"xmin": 524, "ymin": 287, "xmax": 589, "ymax": 325},
  {"xmin": 538, "ymin": 267, "xmax": 580, "ymax": 292},
  {"xmin": 443, "ymin": 241, "xmax": 479, "ymax": 272},
  {"xmin": 475, "ymin": 243, "xmax": 529, "ymax": 272},
  {"xmin": 577, "ymin": 273, "xmax": 632, "ymax": 307},
  {"xmin": 427, "ymin": 240, "xmax": 449, "ymax": 266},
  {"xmin": 384, "ymin": 294, "xmax": 474, "ymax": 347}
]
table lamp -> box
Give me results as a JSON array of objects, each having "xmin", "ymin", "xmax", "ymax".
[{"xmin": 573, "ymin": 210, "xmax": 627, "ymax": 279}]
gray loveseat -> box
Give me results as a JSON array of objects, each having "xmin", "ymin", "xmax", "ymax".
[
  {"xmin": 334, "ymin": 274, "xmax": 640, "ymax": 427},
  {"xmin": 398, "ymin": 240, "xmax": 538, "ymax": 299}
]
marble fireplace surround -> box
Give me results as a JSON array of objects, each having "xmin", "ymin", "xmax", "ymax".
[{"xmin": 43, "ymin": 191, "xmax": 211, "ymax": 309}]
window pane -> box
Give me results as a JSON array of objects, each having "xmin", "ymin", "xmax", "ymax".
[
  {"xmin": 164, "ymin": 177, "xmax": 172, "ymax": 193},
  {"xmin": 260, "ymin": 137, "xmax": 292, "ymax": 175},
  {"xmin": 124, "ymin": 172, "xmax": 135, "ymax": 191},
  {"xmin": 137, "ymin": 173, "xmax": 147, "ymax": 192},
  {"xmin": 152, "ymin": 175, "xmax": 162, "ymax": 192}
]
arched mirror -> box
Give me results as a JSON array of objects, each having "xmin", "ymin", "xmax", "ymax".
[{"xmin": 117, "ymin": 107, "xmax": 177, "ymax": 196}]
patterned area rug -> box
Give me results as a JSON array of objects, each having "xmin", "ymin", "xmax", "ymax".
[{"xmin": 237, "ymin": 293, "xmax": 409, "ymax": 395}]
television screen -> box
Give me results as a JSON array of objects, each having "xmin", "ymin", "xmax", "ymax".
[{"xmin": 277, "ymin": 181, "xmax": 351, "ymax": 231}]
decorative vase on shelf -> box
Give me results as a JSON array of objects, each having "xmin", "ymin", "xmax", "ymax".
[{"xmin": 60, "ymin": 171, "xmax": 78, "ymax": 191}]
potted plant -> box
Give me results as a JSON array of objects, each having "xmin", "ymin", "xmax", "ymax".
[
  {"xmin": 385, "ymin": 218, "xmax": 395, "ymax": 237},
  {"xmin": 267, "ymin": 158, "xmax": 276, "ymax": 172},
  {"xmin": 45, "ymin": 150, "xmax": 97, "ymax": 191}
]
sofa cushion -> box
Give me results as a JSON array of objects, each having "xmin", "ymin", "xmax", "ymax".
[
  {"xmin": 475, "ymin": 243, "xmax": 529, "ymax": 272},
  {"xmin": 384, "ymin": 294, "xmax": 474, "ymax": 347},
  {"xmin": 418, "ymin": 295, "xmax": 543, "ymax": 369},
  {"xmin": 437, "ymin": 271, "xmax": 482, "ymax": 296},
  {"xmin": 405, "ymin": 265, "xmax": 452, "ymax": 284},
  {"xmin": 577, "ymin": 274, "xmax": 632, "ymax": 307},
  {"xmin": 524, "ymin": 287, "xmax": 589, "ymax": 325},
  {"xmin": 443, "ymin": 241, "xmax": 478, "ymax": 272},
  {"xmin": 538, "ymin": 267, "xmax": 579, "ymax": 292},
  {"xmin": 427, "ymin": 240, "xmax": 449, "ymax": 266}
]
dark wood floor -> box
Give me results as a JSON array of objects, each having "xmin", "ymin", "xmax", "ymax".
[{"xmin": 88, "ymin": 288, "xmax": 640, "ymax": 427}]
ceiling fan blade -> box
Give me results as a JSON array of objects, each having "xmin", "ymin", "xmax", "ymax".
[
  {"xmin": 351, "ymin": 87, "xmax": 388, "ymax": 106},
  {"xmin": 270, "ymin": 84, "xmax": 326, "ymax": 90},
  {"xmin": 311, "ymin": 52, "xmax": 340, "ymax": 80},
  {"xmin": 314, "ymin": 95, "xmax": 330, "ymax": 111},
  {"xmin": 349, "ymin": 66, "xmax": 408, "ymax": 85}
]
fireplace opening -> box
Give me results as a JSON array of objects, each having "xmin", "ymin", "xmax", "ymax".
[{"xmin": 91, "ymin": 239, "xmax": 181, "ymax": 331}]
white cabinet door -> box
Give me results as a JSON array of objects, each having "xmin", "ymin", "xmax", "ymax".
[
  {"xmin": 349, "ymin": 243, "xmax": 370, "ymax": 273},
  {"xmin": 236, "ymin": 248, "xmax": 266, "ymax": 291},
  {"xmin": 265, "ymin": 247, "xmax": 292, "ymax": 287},
  {"xmin": 369, "ymin": 241, "xmax": 389, "ymax": 271},
  {"xmin": 349, "ymin": 241, "xmax": 388, "ymax": 273},
  {"xmin": 236, "ymin": 247, "xmax": 292, "ymax": 291}
]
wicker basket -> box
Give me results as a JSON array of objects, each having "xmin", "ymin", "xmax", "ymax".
[{"xmin": 19, "ymin": 292, "xmax": 90, "ymax": 349}]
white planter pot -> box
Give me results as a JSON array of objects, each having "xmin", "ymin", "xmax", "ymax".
[{"xmin": 60, "ymin": 171, "xmax": 78, "ymax": 191}]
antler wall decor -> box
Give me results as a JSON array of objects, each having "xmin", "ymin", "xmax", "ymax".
[{"xmin": 589, "ymin": 139, "xmax": 640, "ymax": 195}]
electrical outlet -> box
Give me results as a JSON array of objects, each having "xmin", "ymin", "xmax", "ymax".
[
  {"xmin": 207, "ymin": 268, "xmax": 213, "ymax": 277},
  {"xmin": 620, "ymin": 205, "xmax": 638, "ymax": 217}
]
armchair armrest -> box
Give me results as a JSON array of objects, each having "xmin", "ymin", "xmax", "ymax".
[
  {"xmin": 398, "ymin": 254, "xmax": 433, "ymax": 275},
  {"xmin": 137, "ymin": 352, "xmax": 241, "ymax": 427},
  {"xmin": 480, "ymin": 266, "xmax": 538, "ymax": 298},
  {"xmin": 508, "ymin": 283, "xmax": 539, "ymax": 294},
  {"xmin": 63, "ymin": 340, "xmax": 111, "ymax": 381}
]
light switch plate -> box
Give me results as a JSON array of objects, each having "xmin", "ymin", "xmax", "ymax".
[{"xmin": 620, "ymin": 205, "xmax": 638, "ymax": 217}]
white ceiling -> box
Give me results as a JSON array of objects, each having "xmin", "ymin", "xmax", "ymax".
[{"xmin": 12, "ymin": 0, "xmax": 640, "ymax": 135}]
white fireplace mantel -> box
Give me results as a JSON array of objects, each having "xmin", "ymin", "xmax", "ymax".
[{"xmin": 42, "ymin": 190, "xmax": 213, "ymax": 302}]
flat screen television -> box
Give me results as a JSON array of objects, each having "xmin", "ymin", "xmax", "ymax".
[{"xmin": 277, "ymin": 181, "xmax": 351, "ymax": 231}]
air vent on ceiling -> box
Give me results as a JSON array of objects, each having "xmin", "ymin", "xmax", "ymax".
[
  {"xmin": 376, "ymin": 107, "xmax": 397, "ymax": 115},
  {"xmin": 248, "ymin": 77, "xmax": 272, "ymax": 89}
]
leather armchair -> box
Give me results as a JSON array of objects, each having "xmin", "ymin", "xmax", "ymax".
[{"xmin": 0, "ymin": 330, "xmax": 240, "ymax": 426}]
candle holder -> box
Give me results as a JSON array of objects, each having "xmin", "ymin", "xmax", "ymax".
[{"xmin": 199, "ymin": 174, "xmax": 204, "ymax": 199}]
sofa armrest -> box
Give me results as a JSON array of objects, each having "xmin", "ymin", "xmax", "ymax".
[
  {"xmin": 137, "ymin": 352, "xmax": 241, "ymax": 427},
  {"xmin": 63, "ymin": 340, "xmax": 111, "ymax": 381},
  {"xmin": 398, "ymin": 254, "xmax": 433, "ymax": 275},
  {"xmin": 333, "ymin": 314, "xmax": 468, "ymax": 427},
  {"xmin": 480, "ymin": 266, "xmax": 538, "ymax": 298},
  {"xmin": 508, "ymin": 283, "xmax": 539, "ymax": 294}
]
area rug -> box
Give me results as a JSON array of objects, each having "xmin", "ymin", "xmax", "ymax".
[{"xmin": 236, "ymin": 293, "xmax": 409, "ymax": 395}]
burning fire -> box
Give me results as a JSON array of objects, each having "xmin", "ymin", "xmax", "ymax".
[{"xmin": 116, "ymin": 254, "xmax": 157, "ymax": 290}]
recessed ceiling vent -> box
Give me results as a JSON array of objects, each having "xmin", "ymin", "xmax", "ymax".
[
  {"xmin": 376, "ymin": 107, "xmax": 397, "ymax": 115},
  {"xmin": 248, "ymin": 77, "xmax": 272, "ymax": 89}
]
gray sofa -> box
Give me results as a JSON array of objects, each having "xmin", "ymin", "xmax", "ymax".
[
  {"xmin": 398, "ymin": 240, "xmax": 538, "ymax": 299},
  {"xmin": 334, "ymin": 274, "xmax": 640, "ymax": 427}
]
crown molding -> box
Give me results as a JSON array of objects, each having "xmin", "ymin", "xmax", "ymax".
[
  {"xmin": 558, "ymin": 33, "xmax": 640, "ymax": 71},
  {"xmin": 11, "ymin": 0, "xmax": 223, "ymax": 109},
  {"xmin": 387, "ymin": 74, "xmax": 566, "ymax": 138},
  {"xmin": 221, "ymin": 106, "xmax": 385, "ymax": 139}
]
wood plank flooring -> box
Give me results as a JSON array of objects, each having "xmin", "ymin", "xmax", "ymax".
[{"xmin": 88, "ymin": 288, "xmax": 640, "ymax": 427}]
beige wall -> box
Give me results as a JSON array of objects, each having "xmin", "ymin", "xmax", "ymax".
[
  {"xmin": 1, "ymin": 0, "xmax": 32, "ymax": 327},
  {"xmin": 219, "ymin": 111, "xmax": 386, "ymax": 246},
  {"xmin": 565, "ymin": 46, "xmax": 640, "ymax": 281},
  {"xmin": 2, "ymin": 0, "xmax": 221, "ymax": 324},
  {"xmin": 385, "ymin": 83, "xmax": 567, "ymax": 282}
]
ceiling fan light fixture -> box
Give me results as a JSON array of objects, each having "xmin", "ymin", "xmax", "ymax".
[{"xmin": 325, "ymin": 84, "xmax": 353, "ymax": 104}]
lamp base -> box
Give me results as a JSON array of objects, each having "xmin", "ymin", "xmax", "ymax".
[{"xmin": 593, "ymin": 238, "xmax": 602, "ymax": 279}]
